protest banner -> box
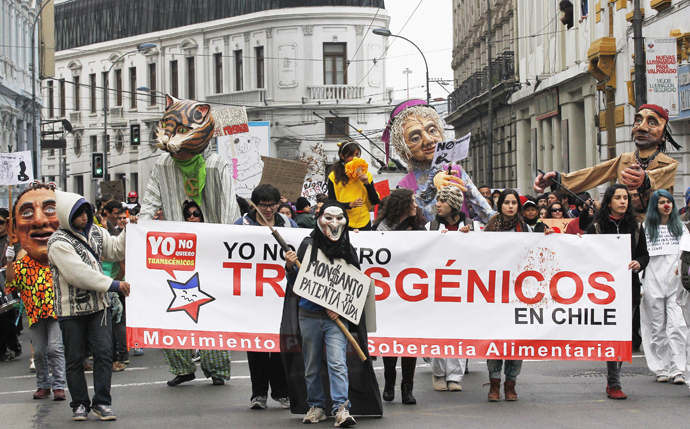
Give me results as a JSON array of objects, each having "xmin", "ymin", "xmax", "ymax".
[
  {"xmin": 100, "ymin": 180, "xmax": 125, "ymax": 202},
  {"xmin": 293, "ymin": 245, "xmax": 371, "ymax": 324},
  {"xmin": 0, "ymin": 151, "xmax": 33, "ymax": 186},
  {"xmin": 646, "ymin": 37, "xmax": 679, "ymax": 116},
  {"xmin": 259, "ymin": 157, "xmax": 308, "ymax": 201},
  {"xmin": 542, "ymin": 218, "xmax": 574, "ymax": 233},
  {"xmin": 212, "ymin": 106, "xmax": 249, "ymax": 137},
  {"xmin": 431, "ymin": 133, "xmax": 471, "ymax": 167},
  {"xmin": 127, "ymin": 222, "xmax": 632, "ymax": 362},
  {"xmin": 645, "ymin": 227, "xmax": 682, "ymax": 256}
]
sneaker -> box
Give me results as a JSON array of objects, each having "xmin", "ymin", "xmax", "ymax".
[
  {"xmin": 112, "ymin": 361, "xmax": 126, "ymax": 372},
  {"xmin": 83, "ymin": 360, "xmax": 93, "ymax": 372},
  {"xmin": 656, "ymin": 375, "xmax": 669, "ymax": 383},
  {"xmin": 250, "ymin": 395, "xmax": 268, "ymax": 410},
  {"xmin": 672, "ymin": 374, "xmax": 686, "ymax": 385},
  {"xmin": 33, "ymin": 388, "xmax": 51, "ymax": 399},
  {"xmin": 211, "ymin": 377, "xmax": 224, "ymax": 386},
  {"xmin": 132, "ymin": 348, "xmax": 144, "ymax": 356},
  {"xmin": 192, "ymin": 350, "xmax": 201, "ymax": 362},
  {"xmin": 302, "ymin": 406, "xmax": 326, "ymax": 424},
  {"xmin": 119, "ymin": 355, "xmax": 130, "ymax": 365},
  {"xmin": 606, "ymin": 385, "xmax": 627, "ymax": 400},
  {"xmin": 334, "ymin": 401, "xmax": 356, "ymax": 427},
  {"xmin": 92, "ymin": 404, "xmax": 117, "ymax": 421},
  {"xmin": 72, "ymin": 404, "xmax": 89, "ymax": 421},
  {"xmin": 29, "ymin": 358, "xmax": 35, "ymax": 372},
  {"xmin": 276, "ymin": 397, "xmax": 290, "ymax": 409}
]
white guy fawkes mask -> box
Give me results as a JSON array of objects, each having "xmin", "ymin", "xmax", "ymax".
[{"xmin": 318, "ymin": 206, "xmax": 347, "ymax": 242}]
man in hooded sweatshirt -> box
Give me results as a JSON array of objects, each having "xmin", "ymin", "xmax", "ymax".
[{"xmin": 47, "ymin": 191, "xmax": 129, "ymax": 421}]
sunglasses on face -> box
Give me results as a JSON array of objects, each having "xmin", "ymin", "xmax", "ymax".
[
  {"xmin": 0, "ymin": 219, "xmax": 5, "ymax": 225},
  {"xmin": 184, "ymin": 210, "xmax": 201, "ymax": 219},
  {"xmin": 551, "ymin": 208, "xmax": 564, "ymax": 212}
]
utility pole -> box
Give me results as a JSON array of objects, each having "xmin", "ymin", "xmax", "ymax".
[
  {"xmin": 632, "ymin": 0, "xmax": 646, "ymax": 107},
  {"xmin": 486, "ymin": 0, "xmax": 494, "ymax": 188},
  {"xmin": 403, "ymin": 68, "xmax": 413, "ymax": 99}
]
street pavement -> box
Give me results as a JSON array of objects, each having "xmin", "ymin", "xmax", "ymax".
[{"xmin": 1, "ymin": 326, "xmax": 689, "ymax": 429}]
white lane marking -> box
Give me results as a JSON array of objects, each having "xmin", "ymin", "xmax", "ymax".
[{"xmin": 0, "ymin": 375, "xmax": 251, "ymax": 396}]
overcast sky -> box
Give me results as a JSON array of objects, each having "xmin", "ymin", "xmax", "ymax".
[{"xmin": 377, "ymin": 0, "xmax": 453, "ymax": 101}]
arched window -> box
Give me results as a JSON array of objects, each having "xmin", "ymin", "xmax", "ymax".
[
  {"xmin": 115, "ymin": 131, "xmax": 124, "ymax": 154},
  {"xmin": 74, "ymin": 135, "xmax": 82, "ymax": 157}
]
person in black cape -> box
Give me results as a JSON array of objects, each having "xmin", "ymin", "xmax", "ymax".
[{"xmin": 280, "ymin": 200, "xmax": 382, "ymax": 424}]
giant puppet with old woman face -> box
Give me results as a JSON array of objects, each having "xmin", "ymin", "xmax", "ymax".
[
  {"xmin": 8, "ymin": 184, "xmax": 60, "ymax": 266},
  {"xmin": 535, "ymin": 104, "xmax": 680, "ymax": 217},
  {"xmin": 382, "ymin": 99, "xmax": 495, "ymax": 222}
]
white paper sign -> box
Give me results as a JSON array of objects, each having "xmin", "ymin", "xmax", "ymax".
[
  {"xmin": 646, "ymin": 226, "xmax": 682, "ymax": 256},
  {"xmin": 293, "ymin": 245, "xmax": 371, "ymax": 325},
  {"xmin": 646, "ymin": 38, "xmax": 679, "ymax": 117},
  {"xmin": 217, "ymin": 122, "xmax": 271, "ymax": 197},
  {"xmin": 431, "ymin": 133, "xmax": 471, "ymax": 167},
  {"xmin": 0, "ymin": 151, "xmax": 34, "ymax": 186}
]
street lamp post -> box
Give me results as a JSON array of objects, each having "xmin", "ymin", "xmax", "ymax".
[
  {"xmin": 372, "ymin": 28, "xmax": 429, "ymax": 104},
  {"xmin": 30, "ymin": 0, "xmax": 55, "ymax": 181},
  {"xmin": 102, "ymin": 43, "xmax": 156, "ymax": 181}
]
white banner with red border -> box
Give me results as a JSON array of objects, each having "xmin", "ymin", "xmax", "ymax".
[{"xmin": 126, "ymin": 221, "xmax": 632, "ymax": 361}]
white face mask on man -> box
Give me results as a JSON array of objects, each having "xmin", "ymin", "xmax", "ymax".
[{"xmin": 318, "ymin": 206, "xmax": 347, "ymax": 242}]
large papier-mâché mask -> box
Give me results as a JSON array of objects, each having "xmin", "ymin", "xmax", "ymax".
[
  {"xmin": 318, "ymin": 206, "xmax": 347, "ymax": 242},
  {"xmin": 156, "ymin": 95, "xmax": 215, "ymax": 155}
]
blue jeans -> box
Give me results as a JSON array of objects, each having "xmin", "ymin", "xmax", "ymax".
[
  {"xmin": 487, "ymin": 359, "xmax": 522, "ymax": 381},
  {"xmin": 299, "ymin": 316, "xmax": 349, "ymax": 415},
  {"xmin": 30, "ymin": 318, "xmax": 66, "ymax": 390}
]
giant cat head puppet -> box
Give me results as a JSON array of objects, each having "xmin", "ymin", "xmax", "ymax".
[{"xmin": 156, "ymin": 95, "xmax": 215, "ymax": 156}]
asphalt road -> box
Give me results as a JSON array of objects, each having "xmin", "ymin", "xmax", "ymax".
[{"xmin": 1, "ymin": 327, "xmax": 689, "ymax": 429}]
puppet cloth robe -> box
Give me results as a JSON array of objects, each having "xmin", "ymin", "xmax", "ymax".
[{"xmin": 279, "ymin": 236, "xmax": 383, "ymax": 417}]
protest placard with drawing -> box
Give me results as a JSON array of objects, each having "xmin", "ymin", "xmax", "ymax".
[{"xmin": 293, "ymin": 245, "xmax": 371, "ymax": 325}]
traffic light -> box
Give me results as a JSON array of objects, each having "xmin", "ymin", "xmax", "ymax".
[
  {"xmin": 130, "ymin": 123, "xmax": 140, "ymax": 146},
  {"xmin": 91, "ymin": 152, "xmax": 104, "ymax": 179}
]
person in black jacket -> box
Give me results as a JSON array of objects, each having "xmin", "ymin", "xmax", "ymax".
[{"xmin": 586, "ymin": 184, "xmax": 649, "ymax": 400}]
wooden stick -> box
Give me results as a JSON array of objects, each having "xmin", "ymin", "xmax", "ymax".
[{"xmin": 246, "ymin": 199, "xmax": 368, "ymax": 362}]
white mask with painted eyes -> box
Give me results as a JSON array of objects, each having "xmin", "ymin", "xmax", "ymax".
[{"xmin": 318, "ymin": 206, "xmax": 347, "ymax": 242}]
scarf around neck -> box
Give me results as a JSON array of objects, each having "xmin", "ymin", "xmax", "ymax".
[
  {"xmin": 486, "ymin": 214, "xmax": 519, "ymax": 232},
  {"xmin": 173, "ymin": 154, "xmax": 207, "ymax": 206}
]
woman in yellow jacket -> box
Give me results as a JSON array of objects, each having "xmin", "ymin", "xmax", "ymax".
[{"xmin": 327, "ymin": 141, "xmax": 381, "ymax": 231}]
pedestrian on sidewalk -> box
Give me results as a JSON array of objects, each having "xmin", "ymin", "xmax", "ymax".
[{"xmin": 47, "ymin": 191, "xmax": 129, "ymax": 421}]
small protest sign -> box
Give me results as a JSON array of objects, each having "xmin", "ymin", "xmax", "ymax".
[
  {"xmin": 100, "ymin": 180, "xmax": 125, "ymax": 202},
  {"xmin": 542, "ymin": 218, "xmax": 574, "ymax": 234},
  {"xmin": 293, "ymin": 245, "xmax": 371, "ymax": 325},
  {"xmin": 259, "ymin": 157, "xmax": 308, "ymax": 202},
  {"xmin": 646, "ymin": 226, "xmax": 682, "ymax": 256},
  {"xmin": 0, "ymin": 151, "xmax": 33, "ymax": 186},
  {"xmin": 431, "ymin": 132, "xmax": 471, "ymax": 167},
  {"xmin": 213, "ymin": 107, "xmax": 249, "ymax": 137},
  {"xmin": 301, "ymin": 180, "xmax": 328, "ymax": 205}
]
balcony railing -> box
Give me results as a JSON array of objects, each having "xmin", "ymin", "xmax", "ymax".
[
  {"xmin": 308, "ymin": 85, "xmax": 364, "ymax": 100},
  {"xmin": 205, "ymin": 89, "xmax": 266, "ymax": 105},
  {"xmin": 449, "ymin": 51, "xmax": 516, "ymax": 113}
]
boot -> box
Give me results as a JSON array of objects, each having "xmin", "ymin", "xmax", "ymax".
[
  {"xmin": 504, "ymin": 380, "xmax": 517, "ymax": 401},
  {"xmin": 382, "ymin": 380, "xmax": 395, "ymax": 402},
  {"xmin": 487, "ymin": 378, "xmax": 501, "ymax": 402},
  {"xmin": 401, "ymin": 382, "xmax": 416, "ymax": 405}
]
